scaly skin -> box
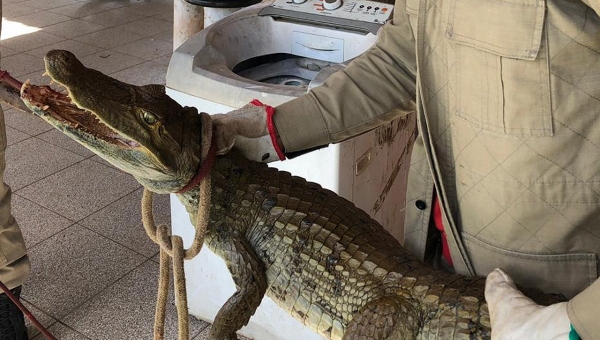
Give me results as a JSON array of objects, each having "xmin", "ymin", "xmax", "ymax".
[
  {"xmin": 186, "ymin": 153, "xmax": 493, "ymax": 339},
  {"xmin": 4, "ymin": 50, "xmax": 563, "ymax": 340}
]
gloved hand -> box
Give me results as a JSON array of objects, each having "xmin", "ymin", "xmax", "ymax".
[
  {"xmin": 485, "ymin": 268, "xmax": 571, "ymax": 340},
  {"xmin": 212, "ymin": 100, "xmax": 285, "ymax": 162}
]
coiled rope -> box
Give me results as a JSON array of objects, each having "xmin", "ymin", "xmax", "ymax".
[{"xmin": 141, "ymin": 112, "xmax": 215, "ymax": 340}]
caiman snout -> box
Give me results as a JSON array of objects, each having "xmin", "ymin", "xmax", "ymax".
[{"xmin": 44, "ymin": 50, "xmax": 85, "ymax": 81}]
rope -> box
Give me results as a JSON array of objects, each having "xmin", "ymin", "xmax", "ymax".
[
  {"xmin": 141, "ymin": 112, "xmax": 214, "ymax": 340},
  {"xmin": 0, "ymin": 280, "xmax": 57, "ymax": 340}
]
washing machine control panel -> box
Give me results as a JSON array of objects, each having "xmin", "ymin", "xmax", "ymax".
[{"xmin": 260, "ymin": 0, "xmax": 393, "ymax": 34}]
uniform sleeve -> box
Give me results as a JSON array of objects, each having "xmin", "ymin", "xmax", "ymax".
[
  {"xmin": 568, "ymin": 279, "xmax": 600, "ymax": 339},
  {"xmin": 273, "ymin": 0, "xmax": 418, "ymax": 153}
]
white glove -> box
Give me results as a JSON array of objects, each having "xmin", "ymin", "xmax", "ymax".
[
  {"xmin": 212, "ymin": 100, "xmax": 285, "ymax": 162},
  {"xmin": 485, "ymin": 268, "xmax": 571, "ymax": 340}
]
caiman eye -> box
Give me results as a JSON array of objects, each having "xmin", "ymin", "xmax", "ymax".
[{"xmin": 141, "ymin": 110, "xmax": 158, "ymax": 125}]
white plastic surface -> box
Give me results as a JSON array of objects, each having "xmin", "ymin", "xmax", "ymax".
[{"xmin": 292, "ymin": 31, "xmax": 345, "ymax": 63}]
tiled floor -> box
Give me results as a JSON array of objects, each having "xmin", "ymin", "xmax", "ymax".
[{"xmin": 0, "ymin": 0, "xmax": 222, "ymax": 339}]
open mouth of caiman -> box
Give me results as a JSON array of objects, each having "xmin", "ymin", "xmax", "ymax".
[{"xmin": 19, "ymin": 78, "xmax": 140, "ymax": 148}]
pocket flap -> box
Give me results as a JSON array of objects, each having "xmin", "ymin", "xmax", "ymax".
[
  {"xmin": 446, "ymin": 0, "xmax": 546, "ymax": 60},
  {"xmin": 463, "ymin": 233, "xmax": 597, "ymax": 298}
]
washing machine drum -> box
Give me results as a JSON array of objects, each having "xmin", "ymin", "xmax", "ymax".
[{"xmin": 233, "ymin": 54, "xmax": 337, "ymax": 89}]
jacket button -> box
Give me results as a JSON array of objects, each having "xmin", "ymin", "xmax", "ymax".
[{"xmin": 415, "ymin": 200, "xmax": 427, "ymax": 210}]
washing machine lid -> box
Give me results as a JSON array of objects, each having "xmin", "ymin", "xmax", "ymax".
[{"xmin": 166, "ymin": 1, "xmax": 390, "ymax": 108}]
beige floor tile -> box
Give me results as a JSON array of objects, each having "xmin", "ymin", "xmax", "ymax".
[
  {"xmin": 79, "ymin": 188, "xmax": 167, "ymax": 257},
  {"xmin": 23, "ymin": 225, "xmax": 147, "ymax": 318},
  {"xmin": 152, "ymin": 28, "xmax": 174, "ymax": 43},
  {"xmin": 1, "ymin": 53, "xmax": 44, "ymax": 76},
  {"xmin": 48, "ymin": 2, "xmax": 115, "ymax": 18},
  {"xmin": 78, "ymin": 50, "xmax": 144, "ymax": 74},
  {"xmin": 9, "ymin": 11, "xmax": 73, "ymax": 28},
  {"xmin": 74, "ymin": 27, "xmax": 145, "ymax": 49},
  {"xmin": 153, "ymin": 53, "xmax": 172, "ymax": 66},
  {"xmin": 6, "ymin": 138, "xmax": 84, "ymax": 190},
  {"xmin": 12, "ymin": 193, "xmax": 74, "ymax": 248},
  {"xmin": 137, "ymin": 0, "xmax": 175, "ymax": 4},
  {"xmin": 193, "ymin": 326, "xmax": 253, "ymax": 340},
  {"xmin": 80, "ymin": 6, "xmax": 146, "ymax": 27},
  {"xmin": 16, "ymin": 159, "xmax": 140, "ymax": 221},
  {"xmin": 6, "ymin": 126, "xmax": 29, "ymax": 145},
  {"xmin": 128, "ymin": 2, "xmax": 173, "ymax": 16},
  {"xmin": 32, "ymin": 323, "xmax": 89, "ymax": 340},
  {"xmin": 21, "ymin": 300, "xmax": 57, "ymax": 340},
  {"xmin": 111, "ymin": 60, "xmax": 167, "ymax": 85},
  {"xmin": 36, "ymin": 129, "xmax": 96, "ymax": 157},
  {"xmin": 113, "ymin": 37, "xmax": 172, "ymax": 60},
  {"xmin": 117, "ymin": 17, "xmax": 173, "ymax": 37},
  {"xmin": 81, "ymin": 0, "xmax": 139, "ymax": 9},
  {"xmin": 41, "ymin": 19, "xmax": 106, "ymax": 39},
  {"xmin": 89, "ymin": 154, "xmax": 114, "ymax": 169},
  {"xmin": 26, "ymin": 39, "xmax": 102, "ymax": 59},
  {"xmin": 20, "ymin": 0, "xmax": 83, "ymax": 10},
  {"xmin": 0, "ymin": 46, "xmax": 20, "ymax": 58},
  {"xmin": 4, "ymin": 108, "xmax": 53, "ymax": 136},
  {"xmin": 152, "ymin": 10, "xmax": 173, "ymax": 22},
  {"xmin": 1, "ymin": 3, "xmax": 40, "ymax": 19},
  {"xmin": 62, "ymin": 260, "xmax": 210, "ymax": 340},
  {"xmin": 0, "ymin": 31, "xmax": 65, "ymax": 52}
]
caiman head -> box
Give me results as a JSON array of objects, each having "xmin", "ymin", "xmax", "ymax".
[{"xmin": 19, "ymin": 50, "xmax": 204, "ymax": 193}]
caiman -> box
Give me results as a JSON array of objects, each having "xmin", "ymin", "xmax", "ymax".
[{"xmin": 1, "ymin": 50, "xmax": 564, "ymax": 340}]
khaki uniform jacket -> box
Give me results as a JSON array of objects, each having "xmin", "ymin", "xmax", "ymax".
[
  {"xmin": 0, "ymin": 0, "xmax": 31, "ymax": 290},
  {"xmin": 274, "ymin": 0, "xmax": 600, "ymax": 338}
]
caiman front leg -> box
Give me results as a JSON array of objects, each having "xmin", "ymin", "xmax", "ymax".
[{"xmin": 207, "ymin": 228, "xmax": 268, "ymax": 340}]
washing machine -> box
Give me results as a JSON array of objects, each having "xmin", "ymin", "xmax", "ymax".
[{"xmin": 165, "ymin": 1, "xmax": 410, "ymax": 339}]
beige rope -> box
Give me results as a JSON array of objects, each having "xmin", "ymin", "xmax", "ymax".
[
  {"xmin": 141, "ymin": 112, "xmax": 214, "ymax": 340},
  {"xmin": 155, "ymin": 248, "xmax": 170, "ymax": 339}
]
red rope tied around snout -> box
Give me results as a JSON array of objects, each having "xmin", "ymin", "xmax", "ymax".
[
  {"xmin": 175, "ymin": 136, "xmax": 217, "ymax": 194},
  {"xmin": 176, "ymin": 112, "xmax": 216, "ymax": 194}
]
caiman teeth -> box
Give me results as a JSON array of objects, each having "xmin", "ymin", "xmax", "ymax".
[{"xmin": 41, "ymin": 71, "xmax": 48, "ymax": 77}]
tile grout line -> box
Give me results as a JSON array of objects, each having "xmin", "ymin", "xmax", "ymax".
[
  {"xmin": 54, "ymin": 256, "xmax": 211, "ymax": 340},
  {"xmin": 16, "ymin": 181, "xmax": 142, "ymax": 224}
]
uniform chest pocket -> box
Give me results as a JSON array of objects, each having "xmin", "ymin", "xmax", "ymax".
[{"xmin": 446, "ymin": 0, "xmax": 552, "ymax": 136}]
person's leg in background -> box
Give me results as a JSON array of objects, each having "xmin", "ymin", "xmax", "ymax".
[{"xmin": 0, "ymin": 2, "xmax": 32, "ymax": 339}]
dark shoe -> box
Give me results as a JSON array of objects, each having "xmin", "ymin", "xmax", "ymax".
[{"xmin": 0, "ymin": 286, "xmax": 28, "ymax": 340}]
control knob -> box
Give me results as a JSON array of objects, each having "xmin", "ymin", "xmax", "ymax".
[{"xmin": 323, "ymin": 0, "xmax": 343, "ymax": 10}]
